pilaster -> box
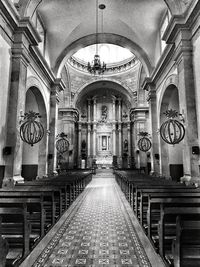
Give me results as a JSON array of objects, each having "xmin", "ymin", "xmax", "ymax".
[
  {"xmin": 78, "ymin": 122, "xmax": 82, "ymax": 168},
  {"xmin": 3, "ymin": 46, "xmax": 29, "ymax": 187},
  {"xmin": 58, "ymin": 108, "xmax": 79, "ymax": 169},
  {"xmin": 175, "ymin": 35, "xmax": 199, "ymax": 182},
  {"xmin": 48, "ymin": 79, "xmax": 65, "ymax": 175}
]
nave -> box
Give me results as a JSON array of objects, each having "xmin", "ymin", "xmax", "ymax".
[{"xmin": 20, "ymin": 170, "xmax": 164, "ymax": 267}]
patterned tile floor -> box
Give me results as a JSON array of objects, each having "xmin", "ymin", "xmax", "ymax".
[{"xmin": 33, "ymin": 171, "xmax": 152, "ymax": 267}]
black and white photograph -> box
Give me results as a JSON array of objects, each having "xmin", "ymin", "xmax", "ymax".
[{"xmin": 0, "ymin": 0, "xmax": 199, "ymax": 266}]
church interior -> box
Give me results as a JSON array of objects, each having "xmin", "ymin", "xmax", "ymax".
[{"xmin": 0, "ymin": 0, "xmax": 200, "ymax": 266}]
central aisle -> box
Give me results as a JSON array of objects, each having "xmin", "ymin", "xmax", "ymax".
[{"xmin": 25, "ymin": 170, "xmax": 165, "ymax": 267}]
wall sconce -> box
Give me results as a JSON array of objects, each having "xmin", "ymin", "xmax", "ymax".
[
  {"xmin": 192, "ymin": 146, "xmax": 199, "ymax": 155},
  {"xmin": 3, "ymin": 146, "xmax": 12, "ymax": 155},
  {"xmin": 147, "ymin": 152, "xmax": 151, "ymax": 158}
]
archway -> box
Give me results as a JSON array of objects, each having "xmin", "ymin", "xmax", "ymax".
[
  {"xmin": 18, "ymin": 0, "xmax": 187, "ymax": 21},
  {"xmin": 159, "ymin": 84, "xmax": 184, "ymax": 181},
  {"xmin": 74, "ymin": 80, "xmax": 133, "ymax": 169},
  {"xmin": 21, "ymin": 86, "xmax": 47, "ymax": 180},
  {"xmin": 54, "ymin": 34, "xmax": 153, "ymax": 78}
]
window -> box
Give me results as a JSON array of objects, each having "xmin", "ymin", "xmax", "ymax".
[
  {"xmin": 36, "ymin": 13, "xmax": 46, "ymax": 56},
  {"xmin": 160, "ymin": 10, "xmax": 171, "ymax": 53}
]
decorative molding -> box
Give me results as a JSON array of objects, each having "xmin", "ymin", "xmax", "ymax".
[{"xmin": 68, "ymin": 56, "xmax": 139, "ymax": 75}]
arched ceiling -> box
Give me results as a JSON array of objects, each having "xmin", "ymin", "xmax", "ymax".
[
  {"xmin": 75, "ymin": 80, "xmax": 133, "ymax": 109},
  {"xmin": 36, "ymin": 0, "xmax": 168, "ymax": 72},
  {"xmin": 17, "ymin": 0, "xmax": 194, "ymax": 75}
]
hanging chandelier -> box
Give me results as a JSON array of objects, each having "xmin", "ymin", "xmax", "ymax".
[
  {"xmin": 20, "ymin": 111, "xmax": 44, "ymax": 146},
  {"xmin": 159, "ymin": 109, "xmax": 185, "ymax": 145},
  {"xmin": 87, "ymin": 1, "xmax": 106, "ymax": 75},
  {"xmin": 138, "ymin": 132, "xmax": 152, "ymax": 152}
]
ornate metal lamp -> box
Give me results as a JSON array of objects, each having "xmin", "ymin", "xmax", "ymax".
[
  {"xmin": 56, "ymin": 132, "xmax": 69, "ymax": 154},
  {"xmin": 20, "ymin": 111, "xmax": 44, "ymax": 146},
  {"xmin": 87, "ymin": 1, "xmax": 106, "ymax": 75},
  {"xmin": 138, "ymin": 131, "xmax": 152, "ymax": 152},
  {"xmin": 159, "ymin": 109, "xmax": 185, "ymax": 145}
]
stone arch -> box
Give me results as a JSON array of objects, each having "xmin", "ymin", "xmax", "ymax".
[
  {"xmin": 21, "ymin": 83, "xmax": 48, "ymax": 180},
  {"xmin": 17, "ymin": 0, "xmax": 189, "ymax": 19},
  {"xmin": 74, "ymin": 78, "xmax": 133, "ymax": 109},
  {"xmin": 26, "ymin": 76, "xmax": 48, "ymax": 111},
  {"xmin": 159, "ymin": 80, "xmax": 184, "ymax": 181},
  {"xmin": 158, "ymin": 73, "xmax": 178, "ymax": 114},
  {"xmin": 54, "ymin": 33, "xmax": 153, "ymax": 78}
]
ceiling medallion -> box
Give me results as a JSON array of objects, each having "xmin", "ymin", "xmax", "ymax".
[{"xmin": 87, "ymin": 1, "xmax": 106, "ymax": 75}]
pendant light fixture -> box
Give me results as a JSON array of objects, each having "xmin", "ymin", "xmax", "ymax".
[{"xmin": 87, "ymin": 0, "xmax": 106, "ymax": 75}]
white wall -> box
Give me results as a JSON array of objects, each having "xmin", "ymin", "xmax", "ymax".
[{"xmin": 0, "ymin": 35, "xmax": 11, "ymax": 165}]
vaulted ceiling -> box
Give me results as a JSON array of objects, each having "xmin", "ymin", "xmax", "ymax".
[{"xmin": 17, "ymin": 0, "xmax": 193, "ymax": 75}]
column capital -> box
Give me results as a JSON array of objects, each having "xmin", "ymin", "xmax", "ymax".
[
  {"xmin": 112, "ymin": 97, "xmax": 116, "ymax": 104},
  {"xmin": 51, "ymin": 78, "xmax": 66, "ymax": 102},
  {"xmin": 87, "ymin": 125, "xmax": 91, "ymax": 132},
  {"xmin": 142, "ymin": 77, "xmax": 155, "ymax": 91},
  {"xmin": 130, "ymin": 107, "xmax": 149, "ymax": 121},
  {"xmin": 16, "ymin": 17, "xmax": 41, "ymax": 46},
  {"xmin": 87, "ymin": 98, "xmax": 92, "ymax": 105},
  {"xmin": 58, "ymin": 108, "xmax": 79, "ymax": 122},
  {"xmin": 51, "ymin": 78, "xmax": 66, "ymax": 92},
  {"xmin": 78, "ymin": 122, "xmax": 82, "ymax": 131},
  {"xmin": 147, "ymin": 89, "xmax": 157, "ymax": 102}
]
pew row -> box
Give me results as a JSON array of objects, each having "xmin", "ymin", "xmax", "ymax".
[
  {"xmin": 115, "ymin": 170, "xmax": 200, "ymax": 267},
  {"xmin": 0, "ymin": 170, "xmax": 92, "ymax": 266}
]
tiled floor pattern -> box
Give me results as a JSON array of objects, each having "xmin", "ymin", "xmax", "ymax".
[{"xmin": 33, "ymin": 173, "xmax": 152, "ymax": 267}]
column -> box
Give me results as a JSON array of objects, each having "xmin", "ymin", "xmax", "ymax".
[
  {"xmin": 118, "ymin": 122, "xmax": 122, "ymax": 167},
  {"xmin": 143, "ymin": 80, "xmax": 160, "ymax": 175},
  {"xmin": 87, "ymin": 99, "xmax": 91, "ymax": 122},
  {"xmin": 112, "ymin": 98, "xmax": 116, "ymax": 156},
  {"xmin": 3, "ymin": 47, "xmax": 29, "ymax": 187},
  {"xmin": 93, "ymin": 98, "xmax": 97, "ymax": 122},
  {"xmin": 87, "ymin": 124, "xmax": 91, "ymax": 167},
  {"xmin": 92, "ymin": 98, "xmax": 97, "ymax": 158},
  {"xmin": 93, "ymin": 124, "xmax": 97, "ymax": 157},
  {"xmin": 48, "ymin": 79, "xmax": 65, "ymax": 175},
  {"xmin": 127, "ymin": 122, "xmax": 131, "ymax": 168},
  {"xmin": 175, "ymin": 31, "xmax": 199, "ymax": 182},
  {"xmin": 58, "ymin": 108, "xmax": 79, "ymax": 169},
  {"xmin": 118, "ymin": 98, "xmax": 122, "ymax": 121},
  {"xmin": 78, "ymin": 122, "xmax": 82, "ymax": 168},
  {"xmin": 112, "ymin": 124, "xmax": 116, "ymax": 156}
]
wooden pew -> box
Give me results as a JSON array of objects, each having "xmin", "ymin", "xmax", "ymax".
[
  {"xmin": 0, "ymin": 189, "xmax": 55, "ymax": 228},
  {"xmin": 0, "ymin": 197, "xmax": 45, "ymax": 238},
  {"xmin": 0, "ymin": 216, "xmax": 9, "ymax": 267},
  {"xmin": 0, "ymin": 207, "xmax": 31, "ymax": 266},
  {"xmin": 139, "ymin": 189, "xmax": 200, "ymax": 228},
  {"xmin": 172, "ymin": 216, "xmax": 200, "ymax": 267},
  {"xmin": 0, "ymin": 170, "xmax": 92, "ymax": 266},
  {"xmin": 158, "ymin": 207, "xmax": 200, "ymax": 265},
  {"xmin": 114, "ymin": 170, "xmax": 200, "ymax": 266}
]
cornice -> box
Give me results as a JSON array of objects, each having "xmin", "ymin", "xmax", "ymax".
[
  {"xmin": 130, "ymin": 107, "xmax": 149, "ymax": 114},
  {"xmin": 59, "ymin": 107, "xmax": 79, "ymax": 116},
  {"xmin": 68, "ymin": 55, "xmax": 139, "ymax": 75},
  {"xmin": 150, "ymin": 44, "xmax": 175, "ymax": 84},
  {"xmin": 29, "ymin": 45, "xmax": 55, "ymax": 84},
  {"xmin": 163, "ymin": 1, "xmax": 200, "ymax": 44},
  {"xmin": 141, "ymin": 77, "xmax": 155, "ymax": 91},
  {"xmin": 17, "ymin": 17, "xmax": 41, "ymax": 46},
  {"xmin": 52, "ymin": 78, "xmax": 66, "ymax": 92},
  {"xmin": 0, "ymin": 0, "xmax": 19, "ymax": 31}
]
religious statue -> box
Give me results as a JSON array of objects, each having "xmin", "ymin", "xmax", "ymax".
[
  {"xmin": 101, "ymin": 105, "xmax": 107, "ymax": 122},
  {"xmin": 123, "ymin": 139, "xmax": 128, "ymax": 152}
]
